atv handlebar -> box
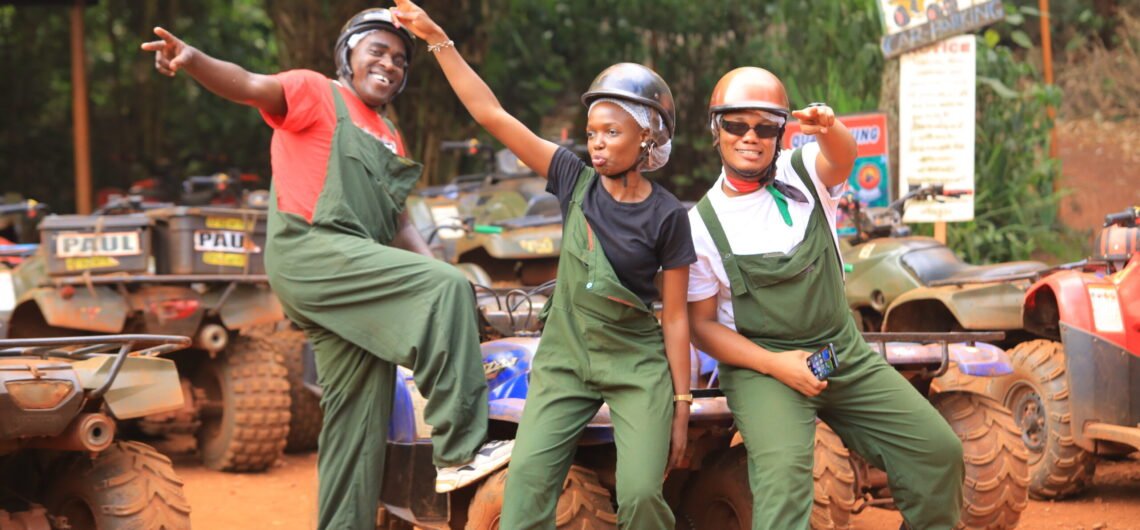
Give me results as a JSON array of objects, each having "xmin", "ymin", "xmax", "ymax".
[
  {"xmin": 426, "ymin": 218, "xmax": 503, "ymax": 245},
  {"xmin": 1104, "ymin": 206, "xmax": 1140, "ymax": 228},
  {"xmin": 0, "ymin": 200, "xmax": 48, "ymax": 217}
]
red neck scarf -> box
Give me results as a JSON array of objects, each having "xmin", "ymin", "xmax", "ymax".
[{"xmin": 724, "ymin": 173, "xmax": 762, "ymax": 193}]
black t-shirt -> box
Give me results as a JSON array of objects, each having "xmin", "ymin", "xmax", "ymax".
[{"xmin": 545, "ymin": 147, "xmax": 696, "ymax": 304}]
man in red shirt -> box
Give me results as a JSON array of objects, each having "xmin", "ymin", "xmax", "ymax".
[{"xmin": 143, "ymin": 9, "xmax": 509, "ymax": 528}]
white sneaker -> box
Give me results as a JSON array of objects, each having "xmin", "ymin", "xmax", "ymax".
[{"xmin": 434, "ymin": 439, "xmax": 514, "ymax": 493}]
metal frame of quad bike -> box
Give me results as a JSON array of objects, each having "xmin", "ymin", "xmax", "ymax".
[
  {"xmin": 4, "ymin": 230, "xmax": 293, "ymax": 473},
  {"xmin": 0, "ymin": 334, "xmax": 192, "ymax": 529}
]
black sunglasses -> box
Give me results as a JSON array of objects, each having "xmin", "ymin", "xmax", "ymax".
[{"xmin": 719, "ymin": 118, "xmax": 783, "ymax": 139}]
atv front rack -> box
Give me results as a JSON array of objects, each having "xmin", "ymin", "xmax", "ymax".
[
  {"xmin": 689, "ymin": 331, "xmax": 1007, "ymax": 398},
  {"xmin": 0, "ymin": 334, "xmax": 191, "ymax": 399},
  {"xmin": 40, "ymin": 273, "xmax": 269, "ymax": 286}
]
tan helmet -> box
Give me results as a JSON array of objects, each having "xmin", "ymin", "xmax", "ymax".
[
  {"xmin": 707, "ymin": 67, "xmax": 790, "ymax": 180},
  {"xmin": 707, "ymin": 67, "xmax": 790, "ymax": 122}
]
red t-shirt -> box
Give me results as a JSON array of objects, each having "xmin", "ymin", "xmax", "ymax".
[{"xmin": 259, "ymin": 69, "xmax": 407, "ymax": 222}]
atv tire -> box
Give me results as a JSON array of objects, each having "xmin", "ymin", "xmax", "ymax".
[
  {"xmin": 276, "ymin": 327, "xmax": 323, "ymax": 452},
  {"xmin": 194, "ymin": 333, "xmax": 290, "ymax": 472},
  {"xmin": 812, "ymin": 422, "xmax": 856, "ymax": 530},
  {"xmin": 466, "ymin": 465, "xmax": 617, "ymax": 529},
  {"xmin": 45, "ymin": 441, "xmax": 191, "ymax": 530},
  {"xmin": 681, "ymin": 445, "xmax": 752, "ymax": 530},
  {"xmin": 986, "ymin": 339, "xmax": 1095, "ymax": 499},
  {"xmin": 933, "ymin": 392, "xmax": 1029, "ymax": 529}
]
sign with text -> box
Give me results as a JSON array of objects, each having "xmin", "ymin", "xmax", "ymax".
[
  {"xmin": 784, "ymin": 113, "xmax": 890, "ymax": 235},
  {"xmin": 879, "ymin": 0, "xmax": 1004, "ymax": 58},
  {"xmin": 899, "ymin": 35, "xmax": 976, "ymax": 222}
]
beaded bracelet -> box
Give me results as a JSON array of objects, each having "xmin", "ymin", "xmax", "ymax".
[{"xmin": 427, "ymin": 39, "xmax": 455, "ymax": 53}]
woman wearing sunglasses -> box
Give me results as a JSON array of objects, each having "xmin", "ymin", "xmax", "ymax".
[
  {"xmin": 393, "ymin": 1, "xmax": 695, "ymax": 527},
  {"xmin": 686, "ymin": 66, "xmax": 964, "ymax": 529}
]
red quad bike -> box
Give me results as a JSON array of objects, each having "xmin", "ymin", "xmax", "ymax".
[{"xmin": 987, "ymin": 206, "xmax": 1140, "ymax": 499}]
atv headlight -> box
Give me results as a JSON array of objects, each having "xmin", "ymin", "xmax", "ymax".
[{"xmin": 6, "ymin": 380, "xmax": 75, "ymax": 410}]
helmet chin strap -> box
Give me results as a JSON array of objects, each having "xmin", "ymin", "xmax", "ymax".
[{"xmin": 600, "ymin": 141, "xmax": 654, "ymax": 187}]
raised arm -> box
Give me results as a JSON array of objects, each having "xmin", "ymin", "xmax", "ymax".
[
  {"xmin": 790, "ymin": 105, "xmax": 856, "ymax": 189},
  {"xmin": 141, "ymin": 27, "xmax": 286, "ymax": 117},
  {"xmin": 392, "ymin": 0, "xmax": 558, "ymax": 177}
]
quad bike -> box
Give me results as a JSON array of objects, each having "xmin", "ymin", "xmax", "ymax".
[
  {"xmin": 295, "ymin": 286, "xmax": 736, "ymax": 530},
  {"xmin": 0, "ymin": 334, "xmax": 192, "ymax": 529},
  {"xmin": 407, "ymin": 139, "xmax": 578, "ymax": 286},
  {"xmin": 294, "ymin": 279, "xmax": 1025, "ymax": 528},
  {"xmin": 810, "ymin": 332, "xmax": 1028, "ymax": 530},
  {"xmin": 841, "ymin": 184, "xmax": 1050, "ymax": 339},
  {"xmin": 983, "ymin": 206, "xmax": 1140, "ymax": 500},
  {"xmin": 2, "ymin": 190, "xmax": 294, "ymax": 472}
]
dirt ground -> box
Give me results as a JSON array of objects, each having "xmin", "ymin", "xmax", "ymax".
[
  {"xmin": 1054, "ymin": 118, "xmax": 1140, "ymax": 234},
  {"xmin": 174, "ymin": 448, "xmax": 1140, "ymax": 529}
]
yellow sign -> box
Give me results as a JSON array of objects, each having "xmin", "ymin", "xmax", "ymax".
[
  {"xmin": 518, "ymin": 237, "xmax": 554, "ymax": 255},
  {"xmin": 202, "ymin": 252, "xmax": 248, "ymax": 268},
  {"xmin": 205, "ymin": 217, "xmax": 254, "ymax": 231},
  {"xmin": 65, "ymin": 256, "xmax": 120, "ymax": 271}
]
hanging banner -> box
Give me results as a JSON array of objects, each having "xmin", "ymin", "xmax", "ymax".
[
  {"xmin": 784, "ymin": 113, "xmax": 890, "ymax": 236},
  {"xmin": 879, "ymin": 0, "xmax": 1004, "ymax": 58},
  {"xmin": 899, "ymin": 34, "xmax": 976, "ymax": 222}
]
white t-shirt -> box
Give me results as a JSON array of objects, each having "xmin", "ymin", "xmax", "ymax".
[{"xmin": 687, "ymin": 142, "xmax": 847, "ymax": 331}]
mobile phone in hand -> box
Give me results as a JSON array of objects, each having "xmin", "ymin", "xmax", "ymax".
[{"xmin": 807, "ymin": 343, "xmax": 839, "ymax": 381}]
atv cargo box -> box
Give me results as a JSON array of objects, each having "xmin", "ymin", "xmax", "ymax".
[
  {"xmin": 39, "ymin": 214, "xmax": 152, "ymax": 275},
  {"xmin": 149, "ymin": 207, "xmax": 267, "ymax": 275}
]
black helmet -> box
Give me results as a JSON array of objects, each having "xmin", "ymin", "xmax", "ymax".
[
  {"xmin": 581, "ymin": 63, "xmax": 675, "ymax": 138},
  {"xmin": 334, "ymin": 8, "xmax": 416, "ymax": 96}
]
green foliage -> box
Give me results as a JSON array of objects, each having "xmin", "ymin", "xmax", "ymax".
[
  {"xmin": 941, "ymin": 35, "xmax": 1078, "ymax": 264},
  {"xmin": 0, "ymin": 0, "xmax": 1091, "ymax": 273},
  {"xmin": 469, "ymin": 0, "xmax": 884, "ymax": 196},
  {"xmin": 0, "ymin": 0, "xmax": 277, "ymax": 210}
]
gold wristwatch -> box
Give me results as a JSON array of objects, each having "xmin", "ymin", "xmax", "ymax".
[{"xmin": 673, "ymin": 393, "xmax": 694, "ymax": 403}]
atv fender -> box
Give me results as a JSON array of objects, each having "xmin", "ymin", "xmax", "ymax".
[
  {"xmin": 71, "ymin": 355, "xmax": 183, "ymax": 419},
  {"xmin": 203, "ymin": 282, "xmax": 284, "ymax": 330},
  {"xmin": 884, "ymin": 282, "xmax": 1031, "ymax": 331},
  {"xmin": 1023, "ymin": 270, "xmax": 1101, "ymax": 340},
  {"xmin": 32, "ymin": 286, "xmax": 129, "ymax": 333}
]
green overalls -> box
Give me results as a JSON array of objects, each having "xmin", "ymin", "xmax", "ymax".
[
  {"xmin": 264, "ymin": 83, "xmax": 488, "ymax": 530},
  {"xmin": 501, "ymin": 169, "xmax": 675, "ymax": 529},
  {"xmin": 697, "ymin": 149, "xmax": 964, "ymax": 530}
]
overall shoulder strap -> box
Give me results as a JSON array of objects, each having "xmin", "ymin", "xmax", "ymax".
[{"xmin": 696, "ymin": 194, "xmax": 748, "ymax": 297}]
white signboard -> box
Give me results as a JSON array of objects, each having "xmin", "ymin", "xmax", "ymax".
[{"xmin": 900, "ymin": 35, "xmax": 976, "ymax": 223}]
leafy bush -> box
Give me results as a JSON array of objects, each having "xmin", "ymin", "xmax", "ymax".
[{"xmin": 941, "ymin": 34, "xmax": 1075, "ymax": 264}]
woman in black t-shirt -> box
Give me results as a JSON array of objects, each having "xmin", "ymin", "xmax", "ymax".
[{"xmin": 394, "ymin": 2, "xmax": 695, "ymax": 528}]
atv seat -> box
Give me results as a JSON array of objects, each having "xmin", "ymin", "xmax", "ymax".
[
  {"xmin": 523, "ymin": 193, "xmax": 560, "ymax": 218},
  {"xmin": 901, "ymin": 246, "xmax": 1048, "ymax": 286}
]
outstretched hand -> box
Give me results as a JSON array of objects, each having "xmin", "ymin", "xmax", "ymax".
[
  {"xmin": 791, "ymin": 104, "xmax": 837, "ymax": 136},
  {"xmin": 391, "ymin": 0, "xmax": 446, "ymax": 43},
  {"xmin": 141, "ymin": 27, "xmax": 194, "ymax": 77}
]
